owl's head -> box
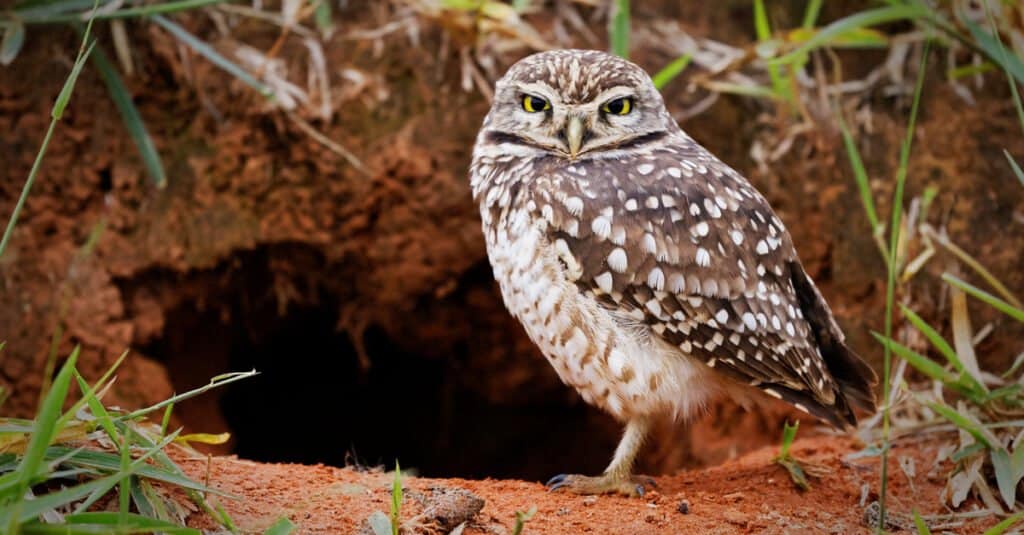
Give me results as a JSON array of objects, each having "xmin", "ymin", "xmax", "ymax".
[{"xmin": 483, "ymin": 49, "xmax": 677, "ymax": 161}]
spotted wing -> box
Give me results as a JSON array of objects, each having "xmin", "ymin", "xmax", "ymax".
[{"xmin": 529, "ymin": 138, "xmax": 875, "ymax": 427}]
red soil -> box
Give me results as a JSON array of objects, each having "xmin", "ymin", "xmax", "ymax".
[{"xmin": 180, "ymin": 434, "xmax": 990, "ymax": 534}]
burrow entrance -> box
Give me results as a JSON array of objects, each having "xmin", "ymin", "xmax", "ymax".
[{"xmin": 119, "ymin": 244, "xmax": 617, "ymax": 480}]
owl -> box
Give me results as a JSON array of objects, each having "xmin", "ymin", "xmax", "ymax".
[{"xmin": 469, "ymin": 49, "xmax": 877, "ymax": 496}]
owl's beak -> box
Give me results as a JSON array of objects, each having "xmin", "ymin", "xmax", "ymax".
[{"xmin": 565, "ymin": 115, "xmax": 585, "ymax": 159}]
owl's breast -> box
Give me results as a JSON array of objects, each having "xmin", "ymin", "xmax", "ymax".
[{"xmin": 478, "ymin": 195, "xmax": 717, "ymax": 422}]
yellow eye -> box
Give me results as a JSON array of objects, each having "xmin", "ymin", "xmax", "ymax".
[
  {"xmin": 522, "ymin": 94, "xmax": 550, "ymax": 113},
  {"xmin": 602, "ymin": 97, "xmax": 633, "ymax": 115}
]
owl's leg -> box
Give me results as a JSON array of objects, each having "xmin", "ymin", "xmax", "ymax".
[{"xmin": 546, "ymin": 417, "xmax": 654, "ymax": 497}]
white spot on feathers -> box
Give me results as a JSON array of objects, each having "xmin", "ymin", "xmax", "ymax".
[
  {"xmin": 695, "ymin": 247, "xmax": 711, "ymax": 267},
  {"xmin": 564, "ymin": 196, "xmax": 584, "ymax": 216},
  {"xmin": 591, "ymin": 215, "xmax": 612, "ymax": 239},
  {"xmin": 647, "ymin": 267, "xmax": 665, "ymax": 290},
  {"xmin": 608, "ymin": 247, "xmax": 628, "ymax": 272}
]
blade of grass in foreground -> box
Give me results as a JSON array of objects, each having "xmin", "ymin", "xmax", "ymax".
[
  {"xmin": 116, "ymin": 370, "xmax": 258, "ymax": 422},
  {"xmin": 24, "ymin": 512, "xmax": 200, "ymax": 534},
  {"xmin": 4, "ymin": 348, "xmax": 80, "ymax": 532},
  {"xmin": 878, "ymin": 40, "xmax": 930, "ymax": 532}
]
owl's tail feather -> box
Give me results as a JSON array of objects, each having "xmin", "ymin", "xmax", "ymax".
[
  {"xmin": 788, "ymin": 261, "xmax": 879, "ymax": 425},
  {"xmin": 763, "ymin": 382, "xmax": 858, "ymax": 430}
]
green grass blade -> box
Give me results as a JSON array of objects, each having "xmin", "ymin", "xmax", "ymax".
[
  {"xmin": 512, "ymin": 506, "xmax": 537, "ymax": 535},
  {"xmin": 25, "ymin": 512, "xmax": 200, "ymax": 534},
  {"xmin": 989, "ymin": 447, "xmax": 1023, "ymax": 510},
  {"xmin": 878, "ymin": 39, "xmax": 930, "ymax": 531},
  {"xmin": 20, "ymin": 0, "xmax": 225, "ymax": 23},
  {"xmin": 778, "ymin": 420, "xmax": 798, "ymax": 458},
  {"xmin": 753, "ymin": 0, "xmax": 788, "ymax": 102},
  {"xmin": 88, "ymin": 41, "xmax": 167, "ymax": 188},
  {"xmin": 980, "ymin": 4, "xmax": 1024, "ymax": 136},
  {"xmin": 118, "ymin": 437, "xmax": 131, "ymax": 522},
  {"xmin": 609, "ymin": 0, "xmax": 629, "ymax": 59},
  {"xmin": 16, "ymin": 0, "xmax": 225, "ymax": 23},
  {"xmin": 390, "ymin": 461, "xmax": 402, "ymax": 535},
  {"xmin": 160, "ymin": 402, "xmax": 175, "ymax": 436},
  {"xmin": 264, "ymin": 517, "xmax": 296, "ymax": 535},
  {"xmin": 943, "ymin": 274, "xmax": 1024, "ymax": 323},
  {"xmin": 872, "ymin": 333, "xmax": 959, "ymax": 387},
  {"xmin": 651, "ymin": 54, "xmax": 691, "ymax": 90},
  {"xmin": 5, "ymin": 347, "xmax": 80, "ymax": 532},
  {"xmin": 1, "ymin": 0, "xmax": 100, "ymax": 259},
  {"xmin": 0, "ymin": 38, "xmax": 94, "ymax": 260},
  {"xmin": 151, "ymin": 15, "xmax": 274, "ymax": 98},
  {"xmin": 963, "ymin": 19, "xmax": 1024, "ymax": 88},
  {"xmin": 838, "ymin": 113, "xmax": 880, "ymax": 230},
  {"xmin": 313, "ymin": 0, "xmax": 333, "ymax": 34},
  {"xmin": 73, "ymin": 371, "xmax": 120, "ymax": 444},
  {"xmin": 899, "ymin": 306, "xmax": 964, "ymax": 375},
  {"xmin": 801, "ymin": 0, "xmax": 823, "ymax": 29},
  {"xmin": 753, "ymin": 0, "xmax": 771, "ymax": 42},
  {"xmin": 926, "ymin": 230, "xmax": 1023, "ymax": 308},
  {"xmin": 701, "ymin": 81, "xmax": 781, "ymax": 100},
  {"xmin": 129, "ymin": 476, "xmax": 156, "ymax": 519},
  {"xmin": 117, "ymin": 369, "xmax": 257, "ymax": 421},
  {"xmin": 927, "ymin": 401, "xmax": 995, "ymax": 449},
  {"xmin": 47, "ymin": 444, "xmax": 229, "ymax": 495},
  {"xmin": 0, "ymin": 473, "xmax": 123, "ymax": 526},
  {"xmin": 912, "ymin": 510, "xmax": 932, "ymax": 535},
  {"xmin": 12, "ymin": 0, "xmax": 101, "ymax": 21},
  {"xmin": 1005, "ymin": 150, "xmax": 1024, "ymax": 187},
  {"xmin": 773, "ymin": 5, "xmax": 927, "ymax": 64},
  {"xmin": 55, "ymin": 349, "xmax": 127, "ymax": 432}
]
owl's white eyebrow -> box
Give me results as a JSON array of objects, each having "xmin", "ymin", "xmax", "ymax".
[
  {"xmin": 593, "ymin": 86, "xmax": 635, "ymax": 105},
  {"xmin": 515, "ymin": 82, "xmax": 559, "ymax": 102}
]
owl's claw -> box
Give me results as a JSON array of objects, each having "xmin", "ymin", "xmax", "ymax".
[{"xmin": 545, "ymin": 473, "xmax": 656, "ymax": 497}]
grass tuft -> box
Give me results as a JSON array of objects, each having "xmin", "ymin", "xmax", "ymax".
[
  {"xmin": 512, "ymin": 505, "xmax": 536, "ymax": 535},
  {"xmin": 390, "ymin": 461, "xmax": 402, "ymax": 535},
  {"xmin": 876, "ymin": 38, "xmax": 930, "ymax": 530},
  {"xmin": 0, "ymin": 346, "xmax": 251, "ymax": 532},
  {"xmin": 770, "ymin": 418, "xmax": 815, "ymax": 489}
]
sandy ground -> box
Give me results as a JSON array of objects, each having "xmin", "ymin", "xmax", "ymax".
[{"xmin": 180, "ymin": 434, "xmax": 991, "ymax": 534}]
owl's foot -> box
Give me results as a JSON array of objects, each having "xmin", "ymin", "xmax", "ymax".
[{"xmin": 545, "ymin": 472, "xmax": 656, "ymax": 497}]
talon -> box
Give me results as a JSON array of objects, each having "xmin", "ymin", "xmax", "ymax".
[
  {"xmin": 542, "ymin": 473, "xmax": 655, "ymax": 497},
  {"xmin": 546, "ymin": 474, "xmax": 570, "ymax": 491}
]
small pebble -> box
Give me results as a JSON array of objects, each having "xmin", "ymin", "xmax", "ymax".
[{"xmin": 677, "ymin": 500, "xmax": 690, "ymax": 514}]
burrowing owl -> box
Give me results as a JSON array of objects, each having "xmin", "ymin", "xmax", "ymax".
[{"xmin": 470, "ymin": 49, "xmax": 877, "ymax": 496}]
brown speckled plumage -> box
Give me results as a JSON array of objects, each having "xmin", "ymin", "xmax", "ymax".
[{"xmin": 470, "ymin": 50, "xmax": 876, "ymax": 495}]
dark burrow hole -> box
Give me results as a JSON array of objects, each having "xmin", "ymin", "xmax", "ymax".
[{"xmin": 130, "ymin": 244, "xmax": 615, "ymax": 481}]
